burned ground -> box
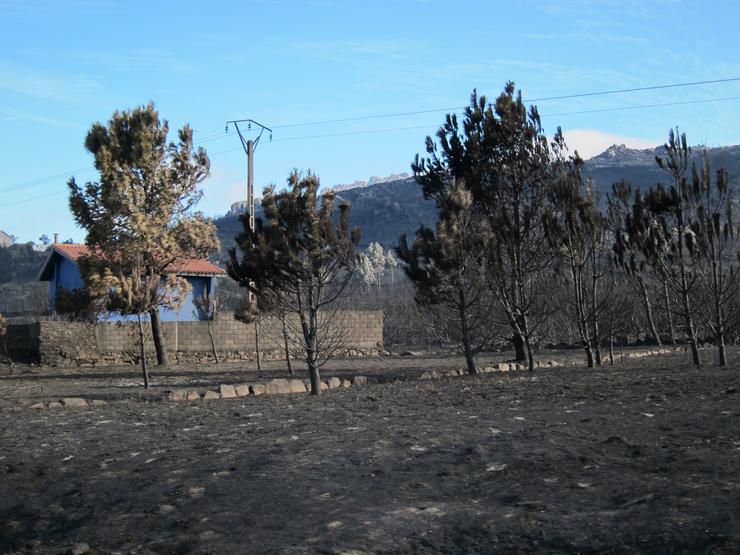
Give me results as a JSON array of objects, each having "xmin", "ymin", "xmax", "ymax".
[{"xmin": 0, "ymin": 353, "xmax": 738, "ymax": 554}]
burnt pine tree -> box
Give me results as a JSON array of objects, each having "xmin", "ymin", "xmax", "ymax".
[
  {"xmin": 691, "ymin": 150, "xmax": 738, "ymax": 366},
  {"xmin": 413, "ymin": 83, "xmax": 555, "ymax": 370},
  {"xmin": 227, "ymin": 171, "xmax": 360, "ymax": 395},
  {"xmin": 616, "ymin": 129, "xmax": 702, "ymax": 366},
  {"xmin": 397, "ymin": 178, "xmax": 494, "ymax": 375},
  {"xmin": 607, "ymin": 180, "xmax": 663, "ymax": 346},
  {"xmin": 544, "ymin": 136, "xmax": 610, "ymax": 367},
  {"xmin": 69, "ymin": 104, "xmax": 219, "ymax": 372}
]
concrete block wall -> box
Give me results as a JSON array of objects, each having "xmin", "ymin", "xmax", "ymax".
[{"xmin": 27, "ymin": 310, "xmax": 383, "ymax": 366}]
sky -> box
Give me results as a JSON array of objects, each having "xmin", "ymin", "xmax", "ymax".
[{"xmin": 1, "ymin": 0, "xmax": 740, "ymax": 243}]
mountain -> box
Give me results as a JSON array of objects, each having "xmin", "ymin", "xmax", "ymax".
[
  {"xmin": 214, "ymin": 176, "xmax": 436, "ymax": 252},
  {"xmin": 583, "ymin": 143, "xmax": 740, "ymax": 197},
  {"xmin": 214, "ymin": 144, "xmax": 740, "ymax": 251}
]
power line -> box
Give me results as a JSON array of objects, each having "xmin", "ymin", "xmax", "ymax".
[
  {"xmin": 4, "ymin": 78, "xmax": 740, "ymax": 203},
  {"xmin": 0, "ymin": 190, "xmax": 67, "ymax": 209},
  {"xmin": 545, "ymin": 95, "xmax": 740, "ymax": 118},
  {"xmin": 528, "ymin": 77, "xmax": 740, "ymax": 102},
  {"xmin": 268, "ymin": 77, "xmax": 740, "ymax": 129}
]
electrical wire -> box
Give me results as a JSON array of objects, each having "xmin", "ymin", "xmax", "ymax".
[{"xmin": 3, "ymin": 77, "xmax": 740, "ymax": 205}]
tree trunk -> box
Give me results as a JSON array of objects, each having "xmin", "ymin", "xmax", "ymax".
[
  {"xmin": 308, "ymin": 357, "xmax": 321, "ymax": 395},
  {"xmin": 512, "ymin": 332, "xmax": 526, "ymax": 362},
  {"xmin": 282, "ymin": 316, "xmax": 294, "ymax": 376},
  {"xmin": 307, "ymin": 329, "xmax": 321, "ymax": 395},
  {"xmin": 458, "ymin": 288, "xmax": 477, "ymax": 375},
  {"xmin": 663, "ymin": 280, "xmax": 677, "ymax": 345},
  {"xmin": 137, "ymin": 313, "xmax": 150, "ymax": 389},
  {"xmin": 715, "ymin": 295, "xmax": 727, "ymax": 367},
  {"xmin": 1, "ymin": 340, "xmax": 13, "ymax": 374},
  {"xmin": 255, "ymin": 321, "xmax": 262, "ymax": 372},
  {"xmin": 681, "ymin": 292, "xmax": 701, "ymax": 366},
  {"xmin": 207, "ymin": 320, "xmax": 220, "ymax": 364},
  {"xmin": 639, "ymin": 277, "xmax": 661, "ymax": 346},
  {"xmin": 585, "ymin": 347, "xmax": 594, "ymax": 368},
  {"xmin": 149, "ymin": 307, "xmax": 168, "ymax": 368}
]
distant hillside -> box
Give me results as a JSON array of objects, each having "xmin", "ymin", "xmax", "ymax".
[
  {"xmin": 583, "ymin": 143, "xmax": 740, "ymax": 197},
  {"xmin": 214, "ymin": 177, "xmax": 437, "ymax": 251},
  {"xmin": 215, "ymin": 144, "xmax": 740, "ymax": 250}
]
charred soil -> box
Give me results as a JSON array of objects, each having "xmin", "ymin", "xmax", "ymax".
[{"xmin": 0, "ymin": 354, "xmax": 738, "ymax": 554}]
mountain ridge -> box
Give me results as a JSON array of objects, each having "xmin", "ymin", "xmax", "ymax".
[{"xmin": 216, "ymin": 143, "xmax": 740, "ymax": 250}]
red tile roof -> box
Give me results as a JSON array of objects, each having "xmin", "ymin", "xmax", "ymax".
[{"xmin": 53, "ymin": 243, "xmax": 226, "ymax": 276}]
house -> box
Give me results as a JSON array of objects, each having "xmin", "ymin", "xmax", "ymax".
[
  {"xmin": 0, "ymin": 230, "xmax": 13, "ymax": 247},
  {"xmin": 38, "ymin": 243, "xmax": 226, "ymax": 321}
]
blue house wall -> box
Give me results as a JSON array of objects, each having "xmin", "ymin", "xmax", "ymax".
[{"xmin": 46, "ymin": 253, "xmax": 218, "ymax": 322}]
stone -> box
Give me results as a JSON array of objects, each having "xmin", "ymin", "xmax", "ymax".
[
  {"xmin": 202, "ymin": 391, "xmax": 220, "ymax": 400},
  {"xmin": 401, "ymin": 350, "xmax": 424, "ymax": 356},
  {"xmin": 380, "ymin": 350, "xmax": 392, "ymax": 356},
  {"xmin": 326, "ymin": 377, "xmax": 342, "ymax": 389},
  {"xmin": 219, "ymin": 384, "xmax": 238, "ymax": 399},
  {"xmin": 340, "ymin": 378, "xmax": 352, "ymax": 388},
  {"xmin": 319, "ymin": 381, "xmax": 329, "ymax": 391},
  {"xmin": 264, "ymin": 379, "xmax": 292, "ymax": 395},
  {"xmin": 352, "ymin": 375, "xmax": 368, "ymax": 386},
  {"xmin": 420, "ymin": 371, "xmax": 438, "ymax": 380},
  {"xmin": 170, "ymin": 389, "xmax": 187, "ymax": 401},
  {"xmin": 159, "ymin": 504, "xmax": 176, "ymax": 514},
  {"xmin": 61, "ymin": 398, "xmax": 89, "ymax": 408},
  {"xmin": 288, "ymin": 379, "xmax": 307, "ymax": 393},
  {"xmin": 69, "ymin": 543, "xmax": 90, "ymax": 555},
  {"xmin": 90, "ymin": 400, "xmax": 108, "ymax": 407},
  {"xmin": 48, "ymin": 402, "xmax": 63, "ymax": 409},
  {"xmin": 498, "ymin": 362, "xmax": 510, "ymax": 372},
  {"xmin": 186, "ymin": 391, "xmax": 200, "ymax": 401},
  {"xmin": 250, "ymin": 383, "xmax": 266, "ymax": 396},
  {"xmin": 29, "ymin": 402, "xmax": 45, "ymax": 409},
  {"xmin": 234, "ymin": 385, "xmax": 250, "ymax": 397}
]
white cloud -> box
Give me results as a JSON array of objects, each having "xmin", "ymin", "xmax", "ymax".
[{"xmin": 558, "ymin": 128, "xmax": 659, "ymax": 159}]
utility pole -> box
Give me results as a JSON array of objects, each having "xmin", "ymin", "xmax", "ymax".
[
  {"xmin": 225, "ymin": 119, "xmax": 272, "ymax": 231},
  {"xmin": 226, "ymin": 118, "xmax": 272, "ymax": 371}
]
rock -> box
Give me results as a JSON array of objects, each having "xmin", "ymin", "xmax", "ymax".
[
  {"xmin": 250, "ymin": 383, "xmax": 266, "ymax": 396},
  {"xmin": 498, "ymin": 362, "xmax": 510, "ymax": 372},
  {"xmin": 352, "ymin": 375, "xmax": 368, "ymax": 386},
  {"xmin": 170, "ymin": 389, "xmax": 187, "ymax": 401},
  {"xmin": 340, "ymin": 378, "xmax": 352, "ymax": 388},
  {"xmin": 61, "ymin": 398, "xmax": 89, "ymax": 409},
  {"xmin": 326, "ymin": 377, "xmax": 342, "ymax": 389},
  {"xmin": 202, "ymin": 391, "xmax": 220, "ymax": 400},
  {"xmin": 380, "ymin": 350, "xmax": 392, "ymax": 356},
  {"xmin": 159, "ymin": 504, "xmax": 176, "ymax": 514},
  {"xmin": 69, "ymin": 543, "xmax": 90, "ymax": 555},
  {"xmin": 48, "ymin": 401, "xmax": 63, "ymax": 409},
  {"xmin": 90, "ymin": 400, "xmax": 107, "ymax": 407},
  {"xmin": 401, "ymin": 350, "xmax": 424, "ymax": 356},
  {"xmin": 219, "ymin": 384, "xmax": 238, "ymax": 399},
  {"xmin": 288, "ymin": 379, "xmax": 307, "ymax": 393},
  {"xmin": 420, "ymin": 371, "xmax": 438, "ymax": 380},
  {"xmin": 29, "ymin": 402, "xmax": 46, "ymax": 409},
  {"xmin": 235, "ymin": 385, "xmax": 250, "ymax": 397},
  {"xmin": 264, "ymin": 379, "xmax": 293, "ymax": 395},
  {"xmin": 319, "ymin": 381, "xmax": 329, "ymax": 391},
  {"xmin": 186, "ymin": 391, "xmax": 200, "ymax": 401}
]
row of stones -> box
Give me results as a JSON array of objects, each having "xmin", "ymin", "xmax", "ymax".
[
  {"xmin": 170, "ymin": 360, "xmax": 569, "ymax": 402},
  {"xmin": 169, "ymin": 376, "xmax": 371, "ymax": 401},
  {"xmin": 29, "ymin": 398, "xmax": 108, "ymax": 410}
]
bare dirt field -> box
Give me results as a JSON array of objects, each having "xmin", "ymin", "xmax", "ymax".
[{"xmin": 0, "ymin": 351, "xmax": 739, "ymax": 554}]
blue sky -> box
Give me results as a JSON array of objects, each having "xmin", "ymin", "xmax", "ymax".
[{"xmin": 2, "ymin": 0, "xmax": 740, "ymax": 243}]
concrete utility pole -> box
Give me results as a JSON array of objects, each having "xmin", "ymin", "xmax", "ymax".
[
  {"xmin": 225, "ymin": 119, "xmax": 272, "ymax": 233},
  {"xmin": 226, "ymin": 119, "xmax": 272, "ymax": 371}
]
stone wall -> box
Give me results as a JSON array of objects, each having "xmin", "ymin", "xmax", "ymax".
[{"xmin": 7, "ymin": 311, "xmax": 383, "ymax": 366}]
